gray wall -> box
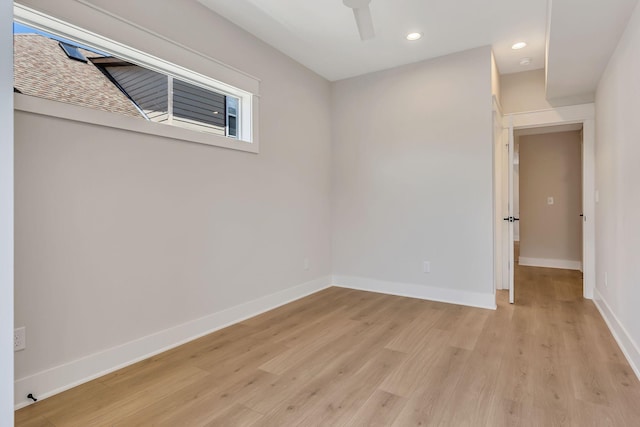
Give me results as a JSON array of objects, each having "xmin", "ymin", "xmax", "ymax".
[
  {"xmin": 595, "ymin": 0, "xmax": 640, "ymax": 370},
  {"xmin": 501, "ymin": 69, "xmax": 593, "ymax": 113},
  {"xmin": 331, "ymin": 47, "xmax": 495, "ymax": 301},
  {"xmin": 519, "ymin": 131, "xmax": 582, "ymax": 264},
  {"xmin": 15, "ymin": 0, "xmax": 332, "ymax": 388}
]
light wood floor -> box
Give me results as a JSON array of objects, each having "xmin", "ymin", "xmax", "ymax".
[{"xmin": 16, "ymin": 266, "xmax": 640, "ymax": 426}]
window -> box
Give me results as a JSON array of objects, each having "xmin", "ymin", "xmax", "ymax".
[
  {"xmin": 13, "ymin": 4, "xmax": 258, "ymax": 151},
  {"xmin": 226, "ymin": 97, "xmax": 238, "ymax": 138},
  {"xmin": 59, "ymin": 42, "xmax": 87, "ymax": 62}
]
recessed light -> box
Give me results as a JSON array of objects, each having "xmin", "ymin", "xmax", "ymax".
[
  {"xmin": 406, "ymin": 32, "xmax": 422, "ymax": 41},
  {"xmin": 519, "ymin": 57, "xmax": 532, "ymax": 66},
  {"xmin": 512, "ymin": 42, "xmax": 527, "ymax": 50}
]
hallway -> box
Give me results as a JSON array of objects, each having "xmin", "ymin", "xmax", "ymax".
[{"xmin": 498, "ymin": 250, "xmax": 639, "ymax": 425}]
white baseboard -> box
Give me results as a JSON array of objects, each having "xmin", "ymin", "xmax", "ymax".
[
  {"xmin": 593, "ymin": 288, "xmax": 640, "ymax": 381},
  {"xmin": 333, "ymin": 275, "xmax": 496, "ymax": 310},
  {"xmin": 518, "ymin": 257, "xmax": 582, "ymax": 271},
  {"xmin": 14, "ymin": 276, "xmax": 332, "ymax": 409}
]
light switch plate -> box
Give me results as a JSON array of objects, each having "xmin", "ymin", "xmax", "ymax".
[{"xmin": 423, "ymin": 261, "xmax": 431, "ymax": 273}]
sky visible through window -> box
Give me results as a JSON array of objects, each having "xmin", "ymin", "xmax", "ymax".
[{"xmin": 13, "ymin": 22, "xmax": 108, "ymax": 55}]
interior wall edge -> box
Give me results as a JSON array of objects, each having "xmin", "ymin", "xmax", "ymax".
[
  {"xmin": 593, "ymin": 288, "xmax": 640, "ymax": 381},
  {"xmin": 332, "ymin": 275, "xmax": 497, "ymax": 310},
  {"xmin": 13, "ymin": 275, "xmax": 333, "ymax": 409},
  {"xmin": 1, "ymin": 0, "xmax": 15, "ymax": 422}
]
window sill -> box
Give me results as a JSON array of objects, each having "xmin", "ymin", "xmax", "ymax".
[{"xmin": 14, "ymin": 94, "xmax": 259, "ymax": 154}]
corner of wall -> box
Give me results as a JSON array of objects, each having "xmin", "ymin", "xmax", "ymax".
[
  {"xmin": 592, "ymin": 0, "xmax": 640, "ymax": 382},
  {"xmin": 1, "ymin": 0, "xmax": 15, "ymax": 423},
  {"xmin": 491, "ymin": 50, "xmax": 502, "ymax": 112},
  {"xmin": 332, "ymin": 276, "xmax": 497, "ymax": 311},
  {"xmin": 593, "ymin": 289, "xmax": 640, "ymax": 381},
  {"xmin": 14, "ymin": 275, "xmax": 332, "ymax": 409}
]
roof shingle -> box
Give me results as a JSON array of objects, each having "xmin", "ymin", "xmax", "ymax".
[{"xmin": 13, "ymin": 34, "xmax": 143, "ymax": 118}]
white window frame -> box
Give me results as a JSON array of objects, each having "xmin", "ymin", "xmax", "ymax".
[{"xmin": 13, "ymin": 4, "xmax": 259, "ymax": 153}]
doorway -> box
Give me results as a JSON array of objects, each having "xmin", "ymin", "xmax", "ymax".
[
  {"xmin": 514, "ymin": 126, "xmax": 584, "ymax": 297},
  {"xmin": 495, "ymin": 104, "xmax": 596, "ymax": 304}
]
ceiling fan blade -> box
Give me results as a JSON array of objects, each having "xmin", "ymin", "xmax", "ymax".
[
  {"xmin": 343, "ymin": 0, "xmax": 375, "ymax": 41},
  {"xmin": 352, "ymin": 6, "xmax": 375, "ymax": 40}
]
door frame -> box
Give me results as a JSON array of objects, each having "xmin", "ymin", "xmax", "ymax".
[
  {"xmin": 492, "ymin": 96, "xmax": 505, "ymax": 293},
  {"xmin": 500, "ymin": 103, "xmax": 595, "ymax": 300}
]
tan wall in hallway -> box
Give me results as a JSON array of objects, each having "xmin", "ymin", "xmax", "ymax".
[
  {"xmin": 501, "ymin": 70, "xmax": 552, "ymax": 113},
  {"xmin": 501, "ymin": 69, "xmax": 594, "ymax": 113},
  {"xmin": 519, "ymin": 131, "xmax": 582, "ymax": 263}
]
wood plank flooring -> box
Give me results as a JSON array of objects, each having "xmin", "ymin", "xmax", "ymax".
[{"xmin": 15, "ymin": 264, "xmax": 640, "ymax": 426}]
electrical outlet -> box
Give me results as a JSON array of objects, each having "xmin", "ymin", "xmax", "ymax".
[
  {"xmin": 423, "ymin": 261, "xmax": 431, "ymax": 273},
  {"xmin": 303, "ymin": 258, "xmax": 310, "ymax": 270},
  {"xmin": 14, "ymin": 327, "xmax": 26, "ymax": 352}
]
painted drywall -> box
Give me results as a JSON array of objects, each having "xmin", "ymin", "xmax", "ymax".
[
  {"xmin": 501, "ymin": 69, "xmax": 593, "ymax": 114},
  {"xmin": 519, "ymin": 131, "xmax": 582, "ymax": 266},
  {"xmin": 501, "ymin": 70, "xmax": 552, "ymax": 113},
  {"xmin": 594, "ymin": 0, "xmax": 640, "ymax": 376},
  {"xmin": 14, "ymin": 0, "xmax": 332, "ymax": 404},
  {"xmin": 331, "ymin": 47, "xmax": 495, "ymax": 306},
  {"xmin": 1, "ymin": 0, "xmax": 14, "ymax": 423}
]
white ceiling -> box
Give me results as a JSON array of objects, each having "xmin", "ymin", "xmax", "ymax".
[
  {"xmin": 197, "ymin": 0, "xmax": 548, "ymax": 81},
  {"xmin": 546, "ymin": 0, "xmax": 639, "ymax": 100},
  {"xmin": 197, "ymin": 0, "xmax": 639, "ymax": 99}
]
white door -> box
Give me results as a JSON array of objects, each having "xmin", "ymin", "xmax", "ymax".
[
  {"xmin": 507, "ymin": 123, "xmax": 515, "ymax": 304},
  {"xmin": 500, "ymin": 128, "xmax": 509, "ymax": 291},
  {"xmin": 493, "ymin": 108, "xmax": 504, "ymax": 292},
  {"xmin": 580, "ymin": 135, "xmax": 585, "ymax": 272}
]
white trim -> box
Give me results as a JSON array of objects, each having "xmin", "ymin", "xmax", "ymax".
[
  {"xmin": 507, "ymin": 119, "xmax": 515, "ymax": 304},
  {"xmin": 593, "ymin": 289, "xmax": 640, "ymax": 381},
  {"xmin": 14, "ymin": 3, "xmax": 259, "ymax": 95},
  {"xmin": 492, "ymin": 96, "xmax": 504, "ymax": 292},
  {"xmin": 332, "ymin": 276, "xmax": 497, "ymax": 310},
  {"xmin": 14, "ymin": 276, "xmax": 332, "ymax": 409},
  {"xmin": 76, "ymin": 0, "xmax": 260, "ymax": 91},
  {"xmin": 518, "ymin": 257, "xmax": 582, "ymax": 271},
  {"xmin": 504, "ymin": 103, "xmax": 596, "ymax": 300},
  {"xmin": 507, "ymin": 103, "xmax": 595, "ymax": 128},
  {"xmin": 581, "ymin": 118, "xmax": 596, "ymax": 299},
  {"xmin": 15, "ymin": 94, "xmax": 260, "ymax": 154}
]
